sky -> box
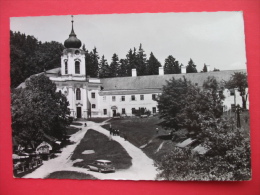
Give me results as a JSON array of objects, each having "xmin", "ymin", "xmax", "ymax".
[{"xmin": 10, "ymin": 12, "xmax": 247, "ymax": 71}]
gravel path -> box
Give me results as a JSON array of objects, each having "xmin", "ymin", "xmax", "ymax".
[{"xmin": 23, "ymin": 121, "xmax": 158, "ymax": 180}]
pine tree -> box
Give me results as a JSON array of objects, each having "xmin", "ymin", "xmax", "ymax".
[
  {"xmin": 164, "ymin": 55, "xmax": 181, "ymax": 74},
  {"xmin": 109, "ymin": 53, "xmax": 120, "ymax": 77},
  {"xmin": 118, "ymin": 59, "xmax": 128, "ymax": 77},
  {"xmin": 186, "ymin": 58, "xmax": 198, "ymax": 73},
  {"xmin": 86, "ymin": 47, "xmax": 100, "ymax": 77},
  {"xmin": 202, "ymin": 64, "xmax": 208, "ymax": 72},
  {"xmin": 146, "ymin": 52, "xmax": 161, "ymax": 75},
  {"xmin": 99, "ymin": 55, "xmax": 111, "ymax": 78},
  {"xmin": 136, "ymin": 44, "xmax": 147, "ymax": 76},
  {"xmin": 126, "ymin": 48, "xmax": 137, "ymax": 76}
]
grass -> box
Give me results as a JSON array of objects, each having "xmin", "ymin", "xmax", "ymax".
[
  {"xmin": 66, "ymin": 126, "xmax": 81, "ymax": 135},
  {"xmin": 102, "ymin": 116, "xmax": 165, "ymax": 147},
  {"xmin": 45, "ymin": 171, "xmax": 97, "ymax": 180},
  {"xmin": 87, "ymin": 117, "xmax": 110, "ymax": 123},
  {"xmin": 71, "ymin": 129, "xmax": 132, "ymax": 170},
  {"xmin": 71, "ymin": 122, "xmax": 83, "ymax": 126},
  {"xmin": 101, "ymin": 116, "xmax": 174, "ymax": 162}
]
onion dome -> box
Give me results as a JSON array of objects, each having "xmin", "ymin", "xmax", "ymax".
[{"xmin": 64, "ymin": 16, "xmax": 82, "ymax": 49}]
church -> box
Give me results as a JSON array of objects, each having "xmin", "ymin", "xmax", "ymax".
[{"xmin": 34, "ymin": 19, "xmax": 248, "ymax": 119}]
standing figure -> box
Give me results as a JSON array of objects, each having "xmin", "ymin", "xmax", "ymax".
[{"xmin": 236, "ymin": 104, "xmax": 241, "ymax": 128}]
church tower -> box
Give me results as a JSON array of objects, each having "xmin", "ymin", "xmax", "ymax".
[{"xmin": 61, "ymin": 16, "xmax": 86, "ymax": 77}]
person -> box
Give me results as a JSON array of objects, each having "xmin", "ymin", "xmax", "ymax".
[
  {"xmin": 236, "ymin": 104, "xmax": 241, "ymax": 128},
  {"xmin": 84, "ymin": 123, "xmax": 87, "ymax": 127}
]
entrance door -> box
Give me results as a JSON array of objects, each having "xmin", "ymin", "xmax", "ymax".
[
  {"xmin": 112, "ymin": 110, "xmax": 116, "ymax": 117},
  {"xmin": 77, "ymin": 107, "xmax": 82, "ymax": 118},
  {"xmin": 140, "ymin": 107, "xmax": 145, "ymax": 115}
]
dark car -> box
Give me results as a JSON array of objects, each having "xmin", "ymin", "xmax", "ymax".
[{"xmin": 87, "ymin": 160, "xmax": 115, "ymax": 173}]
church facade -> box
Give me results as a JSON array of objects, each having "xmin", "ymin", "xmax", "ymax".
[{"xmin": 41, "ymin": 20, "xmax": 248, "ymax": 119}]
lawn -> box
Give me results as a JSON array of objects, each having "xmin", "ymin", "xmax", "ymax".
[
  {"xmin": 101, "ymin": 116, "xmax": 174, "ymax": 162},
  {"xmin": 66, "ymin": 126, "xmax": 81, "ymax": 135},
  {"xmin": 87, "ymin": 117, "xmax": 110, "ymax": 123},
  {"xmin": 71, "ymin": 129, "xmax": 132, "ymax": 170},
  {"xmin": 45, "ymin": 171, "xmax": 97, "ymax": 180}
]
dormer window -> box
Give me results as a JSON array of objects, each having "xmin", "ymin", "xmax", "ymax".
[{"xmin": 75, "ymin": 61, "xmax": 80, "ymax": 74}]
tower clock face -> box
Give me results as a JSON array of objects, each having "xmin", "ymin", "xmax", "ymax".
[{"xmin": 75, "ymin": 50, "xmax": 80, "ymax": 55}]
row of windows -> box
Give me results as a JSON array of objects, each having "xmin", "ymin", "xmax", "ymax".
[
  {"xmin": 76, "ymin": 89, "xmax": 97, "ymax": 100},
  {"xmin": 76, "ymin": 90, "xmax": 157, "ymax": 102},
  {"xmin": 109, "ymin": 94, "xmax": 157, "ymax": 102},
  {"xmin": 103, "ymin": 107, "xmax": 157, "ymax": 115},
  {"xmin": 64, "ymin": 61, "xmax": 80, "ymax": 74}
]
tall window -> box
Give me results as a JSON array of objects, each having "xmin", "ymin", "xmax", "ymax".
[
  {"xmin": 153, "ymin": 107, "xmax": 156, "ymax": 114},
  {"xmin": 75, "ymin": 61, "xmax": 80, "ymax": 74},
  {"xmin": 91, "ymin": 92, "xmax": 95, "ymax": 99},
  {"xmin": 112, "ymin": 96, "xmax": 116, "ymax": 101},
  {"xmin": 121, "ymin": 96, "xmax": 125, "ymax": 101},
  {"xmin": 152, "ymin": 94, "xmax": 156, "ymax": 100},
  {"xmin": 131, "ymin": 95, "xmax": 135, "ymax": 101},
  {"xmin": 65, "ymin": 61, "xmax": 68, "ymax": 74},
  {"xmin": 92, "ymin": 104, "xmax": 96, "ymax": 109},
  {"xmin": 76, "ymin": 88, "xmax": 81, "ymax": 100},
  {"xmin": 140, "ymin": 95, "xmax": 144, "ymax": 100},
  {"xmin": 122, "ymin": 108, "xmax": 125, "ymax": 114},
  {"xmin": 103, "ymin": 109, "xmax": 107, "ymax": 115},
  {"xmin": 103, "ymin": 96, "xmax": 106, "ymax": 101}
]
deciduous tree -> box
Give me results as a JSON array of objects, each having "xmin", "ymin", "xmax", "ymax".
[
  {"xmin": 11, "ymin": 74, "xmax": 71, "ymax": 146},
  {"xmin": 225, "ymin": 72, "xmax": 248, "ymax": 109}
]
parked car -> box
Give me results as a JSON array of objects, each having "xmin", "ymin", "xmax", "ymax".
[{"xmin": 87, "ymin": 160, "xmax": 115, "ymax": 173}]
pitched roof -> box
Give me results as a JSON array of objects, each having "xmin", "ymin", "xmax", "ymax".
[{"xmin": 100, "ymin": 69, "xmax": 247, "ymax": 91}]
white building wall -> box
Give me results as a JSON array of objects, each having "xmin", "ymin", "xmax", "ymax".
[
  {"xmin": 61, "ymin": 49, "xmax": 86, "ymax": 76},
  {"xmin": 98, "ymin": 93, "xmax": 160, "ymax": 117}
]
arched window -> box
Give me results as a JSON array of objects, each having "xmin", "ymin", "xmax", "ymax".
[
  {"xmin": 65, "ymin": 61, "xmax": 68, "ymax": 74},
  {"xmin": 75, "ymin": 61, "xmax": 80, "ymax": 74},
  {"xmin": 76, "ymin": 88, "xmax": 81, "ymax": 100}
]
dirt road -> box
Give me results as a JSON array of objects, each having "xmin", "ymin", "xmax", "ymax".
[{"xmin": 24, "ymin": 121, "xmax": 158, "ymax": 180}]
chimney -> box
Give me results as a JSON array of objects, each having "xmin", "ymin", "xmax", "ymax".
[
  {"xmin": 132, "ymin": 69, "xmax": 137, "ymax": 77},
  {"xmin": 159, "ymin": 67, "xmax": 164, "ymax": 75},
  {"xmin": 206, "ymin": 64, "xmax": 211, "ymax": 72},
  {"xmin": 181, "ymin": 65, "xmax": 186, "ymax": 74}
]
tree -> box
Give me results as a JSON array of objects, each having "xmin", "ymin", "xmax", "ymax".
[
  {"xmin": 136, "ymin": 44, "xmax": 147, "ymax": 76},
  {"xmin": 186, "ymin": 58, "xmax": 198, "ymax": 73},
  {"xmin": 98, "ymin": 55, "xmax": 111, "ymax": 78},
  {"xmin": 10, "ymin": 31, "xmax": 64, "ymax": 88},
  {"xmin": 157, "ymin": 77, "xmax": 190, "ymax": 131},
  {"xmin": 157, "ymin": 120, "xmax": 251, "ymax": 181},
  {"xmin": 157, "ymin": 76, "xmax": 224, "ymax": 133},
  {"xmin": 86, "ymin": 47, "xmax": 99, "ymax": 77},
  {"xmin": 213, "ymin": 68, "xmax": 220, "ymax": 72},
  {"xmin": 118, "ymin": 59, "xmax": 128, "ymax": 77},
  {"xmin": 164, "ymin": 55, "xmax": 181, "ymax": 74},
  {"xmin": 109, "ymin": 53, "xmax": 120, "ymax": 77},
  {"xmin": 156, "ymin": 76, "xmax": 250, "ymax": 181},
  {"xmin": 202, "ymin": 64, "xmax": 208, "ymax": 72},
  {"xmin": 11, "ymin": 74, "xmax": 71, "ymax": 146},
  {"xmin": 146, "ymin": 52, "xmax": 161, "ymax": 75},
  {"xmin": 125, "ymin": 48, "xmax": 137, "ymax": 76},
  {"xmin": 225, "ymin": 72, "xmax": 248, "ymax": 109}
]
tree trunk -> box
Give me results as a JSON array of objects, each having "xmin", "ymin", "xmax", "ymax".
[{"xmin": 242, "ymin": 95, "xmax": 247, "ymax": 110}]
